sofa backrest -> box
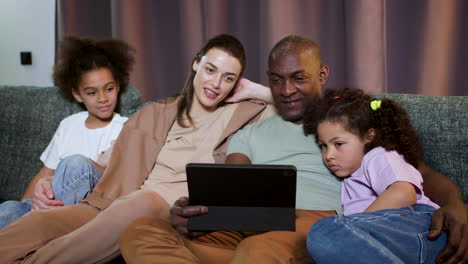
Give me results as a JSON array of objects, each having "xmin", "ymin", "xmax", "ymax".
[
  {"xmin": 0, "ymin": 86, "xmax": 143, "ymax": 202},
  {"xmin": 1, "ymin": 89, "xmax": 466, "ymax": 203},
  {"xmin": 376, "ymin": 94, "xmax": 468, "ymax": 202}
]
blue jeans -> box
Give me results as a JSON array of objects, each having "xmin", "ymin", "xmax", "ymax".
[
  {"xmin": 0, "ymin": 155, "xmax": 102, "ymax": 229},
  {"xmin": 307, "ymin": 205, "xmax": 447, "ymax": 264}
]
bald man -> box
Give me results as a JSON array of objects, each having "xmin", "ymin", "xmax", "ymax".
[{"xmin": 120, "ymin": 36, "xmax": 467, "ymax": 264}]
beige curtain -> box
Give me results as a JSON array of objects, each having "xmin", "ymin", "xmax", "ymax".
[{"xmin": 58, "ymin": 0, "xmax": 468, "ymax": 101}]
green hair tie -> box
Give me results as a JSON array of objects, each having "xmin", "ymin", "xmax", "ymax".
[{"xmin": 370, "ymin": 100, "xmax": 382, "ymax": 111}]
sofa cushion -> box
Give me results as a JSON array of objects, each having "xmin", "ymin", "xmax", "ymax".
[
  {"xmin": 0, "ymin": 86, "xmax": 142, "ymax": 202},
  {"xmin": 376, "ymin": 94, "xmax": 468, "ymax": 202}
]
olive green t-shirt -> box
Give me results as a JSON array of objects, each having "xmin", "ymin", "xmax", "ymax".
[{"xmin": 227, "ymin": 115, "xmax": 342, "ymax": 214}]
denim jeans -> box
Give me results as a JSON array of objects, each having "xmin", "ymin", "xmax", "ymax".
[
  {"xmin": 307, "ymin": 205, "xmax": 447, "ymax": 264},
  {"xmin": 0, "ymin": 154, "xmax": 102, "ymax": 229}
]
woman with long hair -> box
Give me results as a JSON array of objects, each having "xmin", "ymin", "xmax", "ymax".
[{"xmin": 0, "ymin": 34, "xmax": 275, "ymax": 264}]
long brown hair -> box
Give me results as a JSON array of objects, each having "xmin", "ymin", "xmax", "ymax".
[{"xmin": 176, "ymin": 34, "xmax": 246, "ymax": 127}]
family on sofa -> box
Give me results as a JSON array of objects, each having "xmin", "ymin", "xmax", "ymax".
[{"xmin": 0, "ymin": 34, "xmax": 466, "ymax": 264}]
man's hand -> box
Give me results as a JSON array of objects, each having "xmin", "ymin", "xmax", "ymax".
[
  {"xmin": 429, "ymin": 202, "xmax": 468, "ymax": 263},
  {"xmin": 169, "ymin": 197, "xmax": 208, "ymax": 238},
  {"xmin": 31, "ymin": 177, "xmax": 64, "ymax": 211}
]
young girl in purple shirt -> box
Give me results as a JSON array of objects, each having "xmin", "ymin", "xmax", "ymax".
[{"xmin": 303, "ymin": 88, "xmax": 447, "ymax": 264}]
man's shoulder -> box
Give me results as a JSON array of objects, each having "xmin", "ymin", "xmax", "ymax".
[{"xmin": 242, "ymin": 114, "xmax": 282, "ymax": 132}]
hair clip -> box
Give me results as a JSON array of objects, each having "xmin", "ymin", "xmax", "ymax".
[{"xmin": 370, "ymin": 100, "xmax": 382, "ymax": 111}]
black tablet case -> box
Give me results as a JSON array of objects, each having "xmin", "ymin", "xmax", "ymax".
[{"xmin": 186, "ymin": 163, "xmax": 297, "ymax": 232}]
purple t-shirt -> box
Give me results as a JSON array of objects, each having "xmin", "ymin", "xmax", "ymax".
[{"xmin": 342, "ymin": 147, "xmax": 439, "ymax": 215}]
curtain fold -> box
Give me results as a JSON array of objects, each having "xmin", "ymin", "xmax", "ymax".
[{"xmin": 58, "ymin": 0, "xmax": 468, "ymax": 101}]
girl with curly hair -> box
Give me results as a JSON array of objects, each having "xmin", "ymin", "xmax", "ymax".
[
  {"xmin": 0, "ymin": 36, "xmax": 134, "ymax": 229},
  {"xmin": 0, "ymin": 33, "xmax": 276, "ymax": 264},
  {"xmin": 303, "ymin": 88, "xmax": 447, "ymax": 263}
]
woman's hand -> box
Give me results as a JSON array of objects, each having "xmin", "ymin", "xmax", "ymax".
[
  {"xmin": 225, "ymin": 78, "xmax": 273, "ymax": 104},
  {"xmin": 169, "ymin": 197, "xmax": 208, "ymax": 238},
  {"xmin": 31, "ymin": 177, "xmax": 64, "ymax": 211}
]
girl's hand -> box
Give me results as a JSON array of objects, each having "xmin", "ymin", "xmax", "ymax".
[
  {"xmin": 31, "ymin": 177, "xmax": 64, "ymax": 211},
  {"xmin": 364, "ymin": 181, "xmax": 417, "ymax": 213},
  {"xmin": 225, "ymin": 78, "xmax": 273, "ymax": 104}
]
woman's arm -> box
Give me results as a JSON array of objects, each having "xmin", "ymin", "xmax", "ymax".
[
  {"xmin": 225, "ymin": 78, "xmax": 273, "ymax": 104},
  {"xmin": 364, "ymin": 181, "xmax": 417, "ymax": 212}
]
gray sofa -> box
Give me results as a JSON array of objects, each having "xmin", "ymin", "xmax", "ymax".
[
  {"xmin": 375, "ymin": 94, "xmax": 467, "ymax": 203},
  {"xmin": 0, "ymin": 85, "xmax": 143, "ymax": 202},
  {"xmin": 0, "ymin": 88, "xmax": 466, "ymax": 204}
]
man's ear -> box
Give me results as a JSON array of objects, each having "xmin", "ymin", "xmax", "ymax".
[
  {"xmin": 319, "ymin": 65, "xmax": 330, "ymax": 85},
  {"xmin": 72, "ymin": 88, "xmax": 83, "ymax": 103},
  {"xmin": 365, "ymin": 128, "xmax": 376, "ymax": 144}
]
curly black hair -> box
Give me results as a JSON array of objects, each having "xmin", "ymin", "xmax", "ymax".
[
  {"xmin": 53, "ymin": 36, "xmax": 135, "ymax": 101},
  {"xmin": 303, "ymin": 88, "xmax": 422, "ymax": 168}
]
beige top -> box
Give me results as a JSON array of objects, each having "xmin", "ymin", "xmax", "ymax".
[{"xmin": 141, "ymin": 103, "xmax": 276, "ymax": 205}]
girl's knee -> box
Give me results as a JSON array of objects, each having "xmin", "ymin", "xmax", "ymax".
[
  {"xmin": 57, "ymin": 154, "xmax": 91, "ymax": 169},
  {"xmin": 53, "ymin": 154, "xmax": 98, "ymax": 196}
]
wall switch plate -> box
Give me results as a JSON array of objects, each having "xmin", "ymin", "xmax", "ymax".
[{"xmin": 20, "ymin": 51, "xmax": 32, "ymax": 65}]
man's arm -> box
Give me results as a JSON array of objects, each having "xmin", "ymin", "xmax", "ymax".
[
  {"xmin": 420, "ymin": 162, "xmax": 464, "ymax": 209},
  {"xmin": 170, "ymin": 120, "xmax": 255, "ymax": 237},
  {"xmin": 21, "ymin": 165, "xmax": 55, "ymax": 200},
  {"xmin": 169, "ymin": 153, "xmax": 252, "ymax": 238},
  {"xmin": 169, "ymin": 197, "xmax": 209, "ymax": 238},
  {"xmin": 418, "ymin": 162, "xmax": 468, "ymax": 263}
]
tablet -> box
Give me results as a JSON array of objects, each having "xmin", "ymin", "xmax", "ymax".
[{"xmin": 186, "ymin": 163, "xmax": 297, "ymax": 232}]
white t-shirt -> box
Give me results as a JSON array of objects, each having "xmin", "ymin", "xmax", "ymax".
[{"xmin": 40, "ymin": 112, "xmax": 128, "ymax": 169}]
